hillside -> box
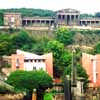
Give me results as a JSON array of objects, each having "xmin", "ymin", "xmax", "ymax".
[
  {"xmin": 0, "ymin": 28, "xmax": 100, "ymax": 78},
  {"xmin": 0, "ymin": 8, "xmax": 55, "ymax": 17}
]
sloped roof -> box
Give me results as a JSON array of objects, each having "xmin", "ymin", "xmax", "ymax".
[
  {"xmin": 16, "ymin": 49, "xmax": 46, "ymax": 59},
  {"xmin": 57, "ymin": 8, "xmax": 79, "ymax": 13}
]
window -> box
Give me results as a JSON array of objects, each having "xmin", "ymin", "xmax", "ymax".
[
  {"xmin": 42, "ymin": 59, "xmax": 45, "ymax": 62},
  {"xmin": 38, "ymin": 59, "xmax": 41, "ymax": 62},
  {"xmin": 30, "ymin": 59, "xmax": 33, "ymax": 62},
  {"xmin": 96, "ymin": 73, "xmax": 98, "ymax": 80},
  {"xmin": 34, "ymin": 59, "xmax": 37, "ymax": 62},
  {"xmin": 24, "ymin": 59, "xmax": 29, "ymax": 62},
  {"xmin": 16, "ymin": 66, "xmax": 19, "ymax": 69},
  {"xmin": 16, "ymin": 59, "xmax": 20, "ymax": 66}
]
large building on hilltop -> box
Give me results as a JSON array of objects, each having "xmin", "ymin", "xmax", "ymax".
[{"xmin": 4, "ymin": 8, "xmax": 100, "ymax": 29}]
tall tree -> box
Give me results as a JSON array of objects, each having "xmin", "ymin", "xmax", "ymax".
[
  {"xmin": 55, "ymin": 27, "xmax": 74, "ymax": 45},
  {"xmin": 45, "ymin": 40, "xmax": 72, "ymax": 77}
]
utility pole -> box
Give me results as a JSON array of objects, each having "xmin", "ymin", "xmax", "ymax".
[{"xmin": 71, "ymin": 49, "xmax": 77, "ymax": 100}]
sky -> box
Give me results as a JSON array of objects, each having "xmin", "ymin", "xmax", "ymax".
[{"xmin": 1, "ymin": 0, "xmax": 100, "ymax": 14}]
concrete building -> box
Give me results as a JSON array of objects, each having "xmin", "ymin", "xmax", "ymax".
[
  {"xmin": 22, "ymin": 17, "xmax": 55, "ymax": 27},
  {"xmin": 82, "ymin": 53, "xmax": 100, "ymax": 87},
  {"xmin": 3, "ymin": 8, "xmax": 100, "ymax": 28},
  {"xmin": 10, "ymin": 50, "xmax": 53, "ymax": 77},
  {"xmin": 80, "ymin": 18, "xmax": 100, "ymax": 27},
  {"xmin": 4, "ymin": 13, "xmax": 22, "ymax": 28},
  {"xmin": 56, "ymin": 8, "xmax": 80, "ymax": 26}
]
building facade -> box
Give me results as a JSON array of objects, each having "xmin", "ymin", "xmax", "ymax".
[
  {"xmin": 82, "ymin": 53, "xmax": 100, "ymax": 87},
  {"xmin": 4, "ymin": 8, "xmax": 100, "ymax": 28},
  {"xmin": 4, "ymin": 13, "xmax": 22, "ymax": 28},
  {"xmin": 56, "ymin": 9, "xmax": 80, "ymax": 26},
  {"xmin": 10, "ymin": 50, "xmax": 53, "ymax": 77}
]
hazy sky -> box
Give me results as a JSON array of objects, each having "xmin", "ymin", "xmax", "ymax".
[{"xmin": 1, "ymin": 0, "xmax": 100, "ymax": 14}]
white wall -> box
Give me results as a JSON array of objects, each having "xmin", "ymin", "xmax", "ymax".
[{"xmin": 24, "ymin": 59, "xmax": 46, "ymax": 71}]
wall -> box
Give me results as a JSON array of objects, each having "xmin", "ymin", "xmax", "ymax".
[{"xmin": 82, "ymin": 53, "xmax": 100, "ymax": 87}]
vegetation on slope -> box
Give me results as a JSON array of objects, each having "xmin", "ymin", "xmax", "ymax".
[{"xmin": 1, "ymin": 28, "xmax": 100, "ymax": 93}]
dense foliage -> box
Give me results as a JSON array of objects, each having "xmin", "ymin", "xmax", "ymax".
[
  {"xmin": 6, "ymin": 70, "xmax": 53, "ymax": 100},
  {"xmin": 1, "ymin": 8, "xmax": 55, "ymax": 17},
  {"xmin": 44, "ymin": 93, "xmax": 53, "ymax": 100},
  {"xmin": 93, "ymin": 42, "xmax": 100, "ymax": 54},
  {"xmin": 80, "ymin": 14, "xmax": 94, "ymax": 18},
  {"xmin": 95, "ymin": 12, "xmax": 100, "ymax": 18},
  {"xmin": 0, "ymin": 29, "xmax": 100, "ymax": 78},
  {"xmin": 1, "ymin": 28, "xmax": 100, "ymax": 92},
  {"xmin": 45, "ymin": 40, "xmax": 72, "ymax": 77},
  {"xmin": 0, "ymin": 13, "xmax": 4, "ymax": 25},
  {"xmin": 55, "ymin": 27, "xmax": 74, "ymax": 45}
]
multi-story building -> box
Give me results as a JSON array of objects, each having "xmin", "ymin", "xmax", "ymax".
[
  {"xmin": 82, "ymin": 53, "xmax": 100, "ymax": 87},
  {"xmin": 3, "ymin": 50, "xmax": 53, "ymax": 77},
  {"xmin": 4, "ymin": 8, "xmax": 100, "ymax": 28}
]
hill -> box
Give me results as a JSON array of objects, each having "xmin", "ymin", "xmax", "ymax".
[{"xmin": 0, "ymin": 8, "xmax": 55, "ymax": 17}]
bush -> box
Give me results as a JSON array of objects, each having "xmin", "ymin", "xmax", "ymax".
[{"xmin": 44, "ymin": 93, "xmax": 53, "ymax": 100}]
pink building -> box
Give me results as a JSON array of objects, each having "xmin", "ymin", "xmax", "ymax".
[
  {"xmin": 11, "ymin": 50, "xmax": 53, "ymax": 77},
  {"xmin": 82, "ymin": 53, "xmax": 100, "ymax": 87}
]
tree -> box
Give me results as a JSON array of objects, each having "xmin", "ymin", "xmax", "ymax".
[
  {"xmin": 55, "ymin": 27, "xmax": 74, "ymax": 45},
  {"xmin": 11, "ymin": 30, "xmax": 35, "ymax": 49},
  {"xmin": 80, "ymin": 14, "xmax": 94, "ymax": 18},
  {"xmin": 6, "ymin": 70, "xmax": 53, "ymax": 100},
  {"xmin": 28, "ymin": 36, "xmax": 50, "ymax": 55},
  {"xmin": 45, "ymin": 40, "xmax": 72, "ymax": 77},
  {"xmin": 63, "ymin": 64, "xmax": 88, "ymax": 90},
  {"xmin": 63, "ymin": 48, "xmax": 89, "ymax": 91},
  {"xmin": 0, "ymin": 34, "xmax": 13, "ymax": 56},
  {"xmin": 0, "ymin": 8, "xmax": 55, "ymax": 18},
  {"xmin": 95, "ymin": 12, "xmax": 100, "ymax": 18},
  {"xmin": 94, "ymin": 42, "xmax": 100, "ymax": 54},
  {"xmin": 0, "ymin": 13, "xmax": 4, "ymax": 26}
]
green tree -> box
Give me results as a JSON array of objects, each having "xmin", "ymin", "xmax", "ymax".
[
  {"xmin": 28, "ymin": 36, "xmax": 50, "ymax": 55},
  {"xmin": 80, "ymin": 14, "xmax": 94, "ymax": 18},
  {"xmin": 63, "ymin": 48, "xmax": 89, "ymax": 90},
  {"xmin": 45, "ymin": 40, "xmax": 72, "ymax": 77},
  {"xmin": 6, "ymin": 70, "xmax": 53, "ymax": 100},
  {"xmin": 0, "ymin": 13, "xmax": 4, "ymax": 26},
  {"xmin": 0, "ymin": 34, "xmax": 13, "ymax": 56},
  {"xmin": 94, "ymin": 42, "xmax": 100, "ymax": 54},
  {"xmin": 63, "ymin": 64, "xmax": 88, "ymax": 90},
  {"xmin": 11, "ymin": 30, "xmax": 35, "ymax": 49},
  {"xmin": 95, "ymin": 12, "xmax": 100, "ymax": 18},
  {"xmin": 55, "ymin": 27, "xmax": 74, "ymax": 45}
]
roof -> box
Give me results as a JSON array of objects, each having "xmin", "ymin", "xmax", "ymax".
[
  {"xmin": 56, "ymin": 8, "xmax": 80, "ymax": 13},
  {"xmin": 16, "ymin": 49, "xmax": 46, "ymax": 59},
  {"xmin": 80, "ymin": 17, "xmax": 100, "ymax": 21},
  {"xmin": 22, "ymin": 17, "xmax": 55, "ymax": 21},
  {"xmin": 4, "ymin": 12, "xmax": 21, "ymax": 15}
]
